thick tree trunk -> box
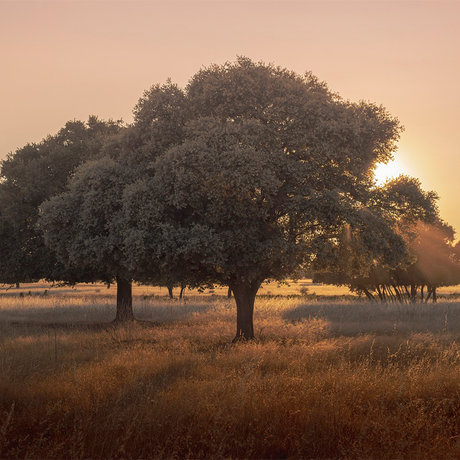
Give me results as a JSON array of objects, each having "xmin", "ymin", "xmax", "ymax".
[
  {"xmin": 114, "ymin": 276, "xmax": 134, "ymax": 322},
  {"xmin": 15, "ymin": 282, "xmax": 20, "ymax": 289},
  {"xmin": 230, "ymin": 280, "xmax": 262, "ymax": 342},
  {"xmin": 167, "ymin": 285, "xmax": 174, "ymax": 299}
]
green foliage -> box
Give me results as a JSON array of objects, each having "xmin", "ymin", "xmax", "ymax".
[
  {"xmin": 123, "ymin": 58, "xmax": 404, "ymax": 294},
  {"xmin": 0, "ymin": 117, "xmax": 122, "ymax": 284},
  {"xmin": 13, "ymin": 57, "xmax": 445, "ymax": 331},
  {"xmin": 315, "ymin": 216, "xmax": 460, "ymax": 302},
  {"xmin": 39, "ymin": 157, "xmax": 131, "ymax": 282},
  {"xmin": 313, "ymin": 170, "xmax": 460, "ymax": 302}
]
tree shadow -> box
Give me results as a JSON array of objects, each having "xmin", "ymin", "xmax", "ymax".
[
  {"xmin": 5, "ymin": 318, "xmax": 163, "ymax": 334},
  {"xmin": 0, "ymin": 299, "xmax": 218, "ymax": 340},
  {"xmin": 281, "ymin": 300, "xmax": 460, "ymax": 336}
]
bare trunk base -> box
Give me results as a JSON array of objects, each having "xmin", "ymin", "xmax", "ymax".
[
  {"xmin": 114, "ymin": 276, "xmax": 134, "ymax": 322},
  {"xmin": 230, "ymin": 280, "xmax": 262, "ymax": 342}
]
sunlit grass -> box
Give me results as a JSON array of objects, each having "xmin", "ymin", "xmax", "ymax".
[
  {"xmin": 3, "ymin": 294, "xmax": 460, "ymax": 458},
  {"xmin": 0, "ymin": 278, "xmax": 356, "ymax": 299}
]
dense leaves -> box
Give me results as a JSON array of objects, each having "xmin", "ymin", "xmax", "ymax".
[
  {"xmin": 120, "ymin": 58, "xmax": 405, "ymax": 339},
  {"xmin": 0, "ymin": 117, "xmax": 122, "ymax": 284},
  {"xmin": 314, "ymin": 177, "xmax": 460, "ymax": 302},
  {"xmin": 6, "ymin": 57, "xmax": 453, "ymax": 335}
]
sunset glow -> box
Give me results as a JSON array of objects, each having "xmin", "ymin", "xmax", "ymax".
[
  {"xmin": 2, "ymin": 2, "xmax": 460, "ymax": 454},
  {"xmin": 374, "ymin": 157, "xmax": 408, "ymax": 185},
  {"xmin": 1, "ymin": 0, "xmax": 459, "ymax": 232}
]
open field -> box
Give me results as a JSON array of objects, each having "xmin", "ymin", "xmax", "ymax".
[
  {"xmin": 3, "ymin": 290, "xmax": 460, "ymax": 458},
  {"xmin": 3, "ymin": 279, "xmax": 460, "ymax": 300},
  {"xmin": 0, "ymin": 279, "xmax": 356, "ymax": 299}
]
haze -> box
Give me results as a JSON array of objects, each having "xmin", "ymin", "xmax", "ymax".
[{"xmin": 1, "ymin": 0, "xmax": 459, "ymax": 232}]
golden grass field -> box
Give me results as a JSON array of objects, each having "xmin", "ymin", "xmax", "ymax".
[
  {"xmin": 0, "ymin": 278, "xmax": 355, "ymax": 299},
  {"xmin": 3, "ymin": 281, "xmax": 460, "ymax": 458}
]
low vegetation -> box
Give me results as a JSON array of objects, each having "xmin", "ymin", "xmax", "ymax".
[{"xmin": 3, "ymin": 290, "xmax": 460, "ymax": 458}]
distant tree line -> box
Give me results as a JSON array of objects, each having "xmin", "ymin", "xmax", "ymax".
[
  {"xmin": 314, "ymin": 219, "xmax": 460, "ymax": 303},
  {"xmin": 1, "ymin": 57, "xmax": 457, "ymax": 340}
]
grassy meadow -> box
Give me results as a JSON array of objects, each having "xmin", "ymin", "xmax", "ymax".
[{"xmin": 3, "ymin": 282, "xmax": 460, "ymax": 458}]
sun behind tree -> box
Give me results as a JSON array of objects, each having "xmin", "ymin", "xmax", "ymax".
[
  {"xmin": 374, "ymin": 154, "xmax": 408, "ymax": 185},
  {"xmin": 121, "ymin": 57, "xmax": 406, "ymax": 341}
]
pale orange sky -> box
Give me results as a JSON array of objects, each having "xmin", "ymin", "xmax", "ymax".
[{"xmin": 1, "ymin": 1, "xmax": 459, "ymax": 233}]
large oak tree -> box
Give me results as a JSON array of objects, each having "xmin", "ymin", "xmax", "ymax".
[{"xmin": 122, "ymin": 58, "xmax": 404, "ymax": 340}]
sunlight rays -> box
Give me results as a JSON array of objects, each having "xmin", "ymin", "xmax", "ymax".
[{"xmin": 374, "ymin": 155, "xmax": 408, "ymax": 185}]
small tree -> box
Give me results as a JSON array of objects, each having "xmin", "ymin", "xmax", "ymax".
[
  {"xmin": 38, "ymin": 84, "xmax": 189, "ymax": 319},
  {"xmin": 39, "ymin": 156, "xmax": 136, "ymax": 321},
  {"xmin": 313, "ymin": 176, "xmax": 458, "ymax": 303}
]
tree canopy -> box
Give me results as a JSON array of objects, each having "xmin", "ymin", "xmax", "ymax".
[
  {"xmin": 313, "ymin": 176, "xmax": 460, "ymax": 303},
  {"xmin": 0, "ymin": 117, "xmax": 122, "ymax": 285},
  {"xmin": 120, "ymin": 57, "xmax": 406, "ymax": 339},
  {"xmin": 39, "ymin": 155, "xmax": 136, "ymax": 320},
  {"xmin": 9, "ymin": 57, "xmax": 451, "ymax": 338},
  {"xmin": 37, "ymin": 86, "xmax": 189, "ymax": 321}
]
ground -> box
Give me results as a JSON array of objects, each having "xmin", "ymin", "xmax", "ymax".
[
  {"xmin": 2, "ymin": 282, "xmax": 460, "ymax": 458},
  {"xmin": 1, "ymin": 278, "xmax": 356, "ymax": 299}
]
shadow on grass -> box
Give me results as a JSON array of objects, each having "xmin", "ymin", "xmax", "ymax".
[
  {"xmin": 281, "ymin": 299, "xmax": 460, "ymax": 336},
  {"xmin": 5, "ymin": 318, "xmax": 163, "ymax": 333},
  {"xmin": 1, "ymin": 355, "xmax": 203, "ymax": 460},
  {"xmin": 0, "ymin": 299, "xmax": 218, "ymax": 340}
]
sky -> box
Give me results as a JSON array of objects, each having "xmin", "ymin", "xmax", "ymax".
[{"xmin": 1, "ymin": 0, "xmax": 459, "ymax": 233}]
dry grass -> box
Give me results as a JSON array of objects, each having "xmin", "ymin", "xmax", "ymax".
[
  {"xmin": 0, "ymin": 278, "xmax": 355, "ymax": 299},
  {"xmin": 3, "ymin": 292, "xmax": 460, "ymax": 458}
]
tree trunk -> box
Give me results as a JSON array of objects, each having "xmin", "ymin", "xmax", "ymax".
[
  {"xmin": 114, "ymin": 276, "xmax": 134, "ymax": 322},
  {"xmin": 376, "ymin": 285, "xmax": 384, "ymax": 301},
  {"xmin": 15, "ymin": 282, "xmax": 20, "ymax": 289},
  {"xmin": 383, "ymin": 285, "xmax": 394, "ymax": 301},
  {"xmin": 410, "ymin": 284, "xmax": 417, "ymax": 303},
  {"xmin": 432, "ymin": 286, "xmax": 437, "ymax": 303},
  {"xmin": 167, "ymin": 285, "xmax": 174, "ymax": 299},
  {"xmin": 392, "ymin": 284, "xmax": 402, "ymax": 303},
  {"xmin": 179, "ymin": 284, "xmax": 186, "ymax": 300},
  {"xmin": 362, "ymin": 287, "xmax": 375, "ymax": 301},
  {"xmin": 230, "ymin": 280, "xmax": 262, "ymax": 342},
  {"xmin": 403, "ymin": 285, "xmax": 411, "ymax": 302},
  {"xmin": 425, "ymin": 286, "xmax": 433, "ymax": 303},
  {"xmin": 227, "ymin": 286, "xmax": 232, "ymax": 298}
]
